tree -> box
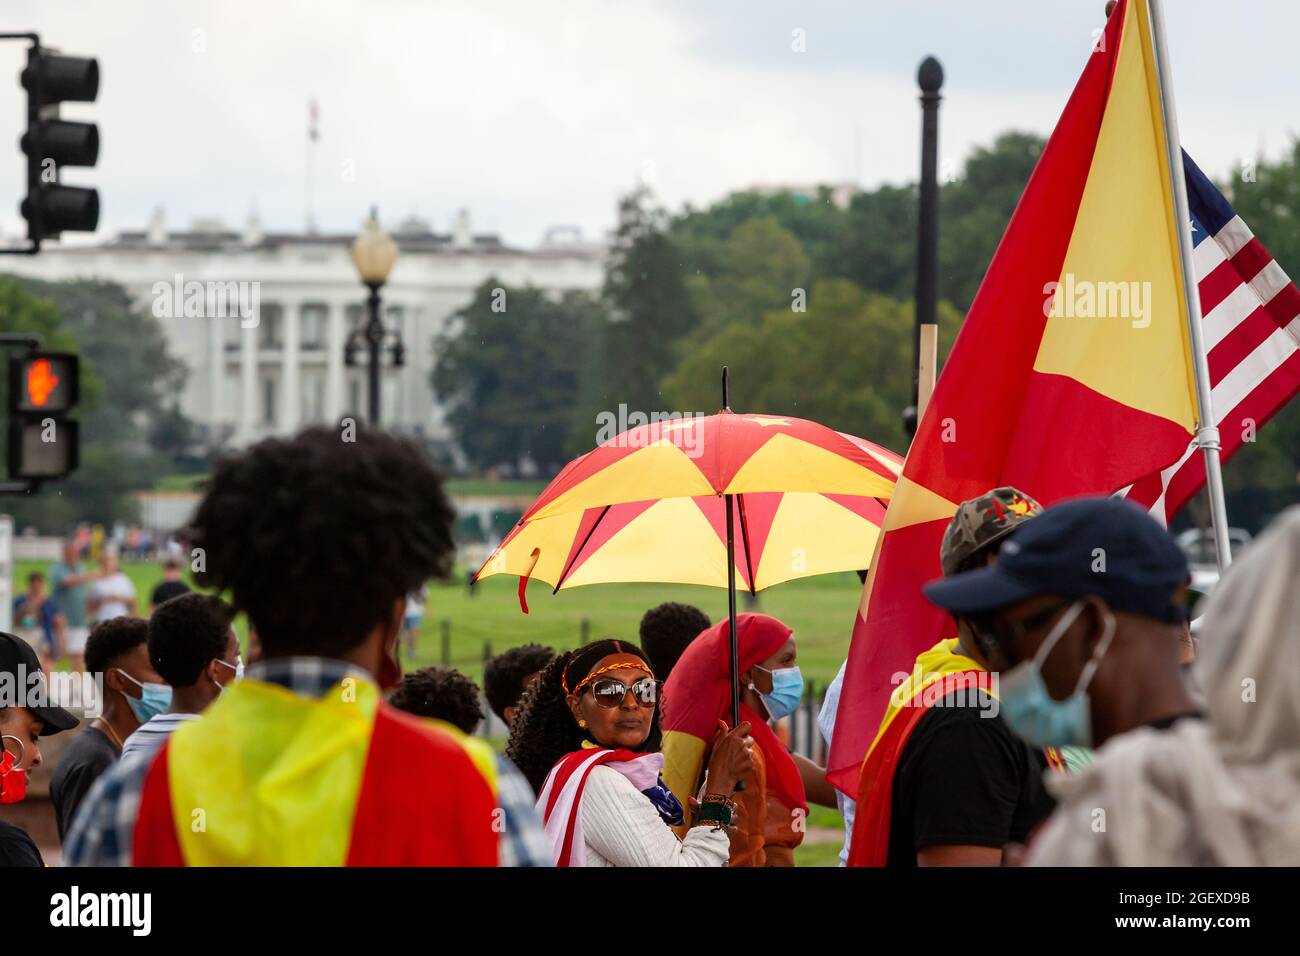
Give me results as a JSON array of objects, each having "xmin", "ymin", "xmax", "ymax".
[
  {"xmin": 433, "ymin": 280, "xmax": 600, "ymax": 474},
  {"xmin": 0, "ymin": 275, "xmax": 191, "ymax": 531},
  {"xmin": 685, "ymin": 216, "xmax": 810, "ymax": 340},
  {"xmin": 661, "ymin": 279, "xmax": 962, "ymax": 453},
  {"xmin": 23, "ymin": 278, "xmax": 189, "ymax": 450},
  {"xmin": 601, "ymin": 187, "xmax": 698, "ymax": 413},
  {"xmin": 940, "ymin": 132, "xmax": 1046, "ymax": 312}
]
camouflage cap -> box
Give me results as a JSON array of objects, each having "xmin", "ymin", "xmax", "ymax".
[{"xmin": 939, "ymin": 486, "xmax": 1043, "ymax": 577}]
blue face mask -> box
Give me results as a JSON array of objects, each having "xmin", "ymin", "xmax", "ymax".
[
  {"xmin": 997, "ymin": 601, "xmax": 1115, "ymax": 748},
  {"xmin": 752, "ymin": 664, "xmax": 803, "ymax": 720},
  {"xmin": 116, "ymin": 669, "xmax": 173, "ymax": 723}
]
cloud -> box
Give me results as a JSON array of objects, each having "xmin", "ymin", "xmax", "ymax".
[{"xmin": 3, "ymin": 0, "xmax": 1296, "ymax": 247}]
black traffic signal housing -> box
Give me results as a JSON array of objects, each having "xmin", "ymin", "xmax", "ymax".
[
  {"xmin": 7, "ymin": 351, "xmax": 79, "ymax": 482},
  {"xmin": 18, "ymin": 44, "xmax": 100, "ymax": 249}
]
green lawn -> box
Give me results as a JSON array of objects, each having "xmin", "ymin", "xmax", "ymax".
[
  {"xmin": 410, "ymin": 568, "xmax": 863, "ymax": 687},
  {"xmin": 16, "ymin": 558, "xmax": 864, "ymax": 687}
]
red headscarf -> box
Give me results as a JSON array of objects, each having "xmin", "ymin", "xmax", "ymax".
[{"xmin": 661, "ymin": 613, "xmax": 807, "ymax": 813}]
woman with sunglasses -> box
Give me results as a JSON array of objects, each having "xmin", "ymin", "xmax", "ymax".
[
  {"xmin": 507, "ymin": 638, "xmax": 754, "ymax": 867},
  {"xmin": 661, "ymin": 613, "xmax": 808, "ymax": 866}
]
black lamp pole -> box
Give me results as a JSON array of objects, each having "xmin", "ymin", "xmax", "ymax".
[
  {"xmin": 364, "ymin": 281, "xmax": 384, "ymax": 426},
  {"xmin": 907, "ymin": 55, "xmax": 944, "ymax": 437}
]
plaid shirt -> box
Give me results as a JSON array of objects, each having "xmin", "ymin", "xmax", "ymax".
[{"xmin": 63, "ymin": 657, "xmax": 550, "ymax": 867}]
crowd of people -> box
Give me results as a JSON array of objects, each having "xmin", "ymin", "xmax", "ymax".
[
  {"xmin": 0, "ymin": 423, "xmax": 1296, "ymax": 867},
  {"xmin": 12, "ymin": 537, "xmax": 192, "ymax": 675}
]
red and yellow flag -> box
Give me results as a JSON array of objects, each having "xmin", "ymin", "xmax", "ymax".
[
  {"xmin": 132, "ymin": 674, "xmax": 500, "ymax": 866},
  {"xmin": 827, "ymin": 0, "xmax": 1201, "ymax": 795}
]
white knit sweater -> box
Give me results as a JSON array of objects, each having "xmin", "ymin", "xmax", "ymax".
[{"xmin": 578, "ymin": 765, "xmax": 729, "ymax": 867}]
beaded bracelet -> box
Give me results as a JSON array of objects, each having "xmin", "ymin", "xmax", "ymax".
[{"xmin": 695, "ymin": 793, "xmax": 735, "ymax": 829}]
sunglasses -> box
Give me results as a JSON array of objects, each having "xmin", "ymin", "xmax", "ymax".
[{"xmin": 587, "ymin": 676, "xmax": 659, "ymax": 709}]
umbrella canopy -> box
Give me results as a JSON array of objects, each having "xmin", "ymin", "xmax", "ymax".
[
  {"xmin": 474, "ymin": 411, "xmax": 903, "ymax": 595},
  {"xmin": 476, "ymin": 491, "xmax": 890, "ymax": 594}
]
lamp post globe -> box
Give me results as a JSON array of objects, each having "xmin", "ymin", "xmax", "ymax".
[
  {"xmin": 348, "ymin": 207, "xmax": 400, "ymax": 426},
  {"xmin": 351, "ymin": 206, "xmax": 398, "ymax": 285}
]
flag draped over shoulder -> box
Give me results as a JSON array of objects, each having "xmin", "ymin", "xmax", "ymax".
[
  {"xmin": 132, "ymin": 675, "xmax": 500, "ymax": 866},
  {"xmin": 827, "ymin": 0, "xmax": 1203, "ymax": 795}
]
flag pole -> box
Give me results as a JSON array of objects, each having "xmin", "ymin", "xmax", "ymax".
[{"xmin": 1146, "ymin": 0, "xmax": 1233, "ymax": 571}]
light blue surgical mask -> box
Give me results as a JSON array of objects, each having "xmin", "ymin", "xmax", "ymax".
[
  {"xmin": 998, "ymin": 600, "xmax": 1115, "ymax": 748},
  {"xmin": 752, "ymin": 664, "xmax": 804, "ymax": 720},
  {"xmin": 212, "ymin": 655, "xmax": 245, "ymax": 695},
  {"xmin": 116, "ymin": 669, "xmax": 173, "ymax": 723}
]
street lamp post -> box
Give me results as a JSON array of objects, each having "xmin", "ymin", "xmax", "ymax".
[
  {"xmin": 348, "ymin": 207, "xmax": 403, "ymax": 426},
  {"xmin": 904, "ymin": 55, "xmax": 944, "ymax": 438}
]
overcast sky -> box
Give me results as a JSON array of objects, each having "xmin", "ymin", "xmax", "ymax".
[{"xmin": 3, "ymin": 0, "xmax": 1297, "ymax": 247}]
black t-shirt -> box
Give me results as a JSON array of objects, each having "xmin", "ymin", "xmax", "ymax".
[
  {"xmin": 887, "ymin": 690, "xmax": 1056, "ymax": 866},
  {"xmin": 150, "ymin": 579, "xmax": 191, "ymax": 608},
  {"xmin": 49, "ymin": 726, "xmax": 119, "ymax": 841},
  {"xmin": 0, "ymin": 819, "xmax": 44, "ymax": 866}
]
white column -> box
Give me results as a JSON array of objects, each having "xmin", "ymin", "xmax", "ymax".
[
  {"xmin": 239, "ymin": 317, "xmax": 259, "ymax": 445},
  {"xmin": 325, "ymin": 300, "xmax": 345, "ymax": 423},
  {"xmin": 207, "ymin": 313, "xmax": 224, "ymax": 445},
  {"xmin": 281, "ymin": 302, "xmax": 301, "ymax": 435}
]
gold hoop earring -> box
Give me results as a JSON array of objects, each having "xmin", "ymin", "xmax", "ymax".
[{"xmin": 578, "ymin": 719, "xmax": 587, "ymax": 729}]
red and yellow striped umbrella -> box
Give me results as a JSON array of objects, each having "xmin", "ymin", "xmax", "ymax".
[{"xmin": 474, "ymin": 410, "xmax": 903, "ymax": 599}]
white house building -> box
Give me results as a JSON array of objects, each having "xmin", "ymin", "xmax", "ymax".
[{"xmin": 3, "ymin": 210, "xmax": 605, "ymax": 457}]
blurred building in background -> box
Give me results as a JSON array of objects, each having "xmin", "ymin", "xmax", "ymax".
[{"xmin": 3, "ymin": 209, "xmax": 605, "ymax": 457}]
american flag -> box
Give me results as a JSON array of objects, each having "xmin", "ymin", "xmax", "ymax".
[{"xmin": 1122, "ymin": 150, "xmax": 1300, "ymax": 524}]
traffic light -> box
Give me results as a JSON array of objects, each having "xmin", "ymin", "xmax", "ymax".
[
  {"xmin": 7, "ymin": 351, "xmax": 79, "ymax": 481},
  {"xmin": 18, "ymin": 45, "xmax": 99, "ymax": 248}
]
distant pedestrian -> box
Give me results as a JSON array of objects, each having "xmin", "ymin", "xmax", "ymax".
[
  {"xmin": 12, "ymin": 571, "xmax": 66, "ymax": 670},
  {"xmin": 50, "ymin": 539, "xmax": 96, "ymax": 671},
  {"xmin": 149, "ymin": 553, "xmax": 191, "ymax": 612},
  {"xmin": 88, "ymin": 549, "xmax": 138, "ymax": 623},
  {"xmin": 401, "ymin": 585, "xmax": 425, "ymax": 658}
]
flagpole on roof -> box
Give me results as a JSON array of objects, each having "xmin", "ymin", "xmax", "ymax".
[{"xmin": 1146, "ymin": 0, "xmax": 1234, "ymax": 571}]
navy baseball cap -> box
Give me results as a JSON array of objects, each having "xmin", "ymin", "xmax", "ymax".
[{"xmin": 922, "ymin": 496, "xmax": 1190, "ymax": 624}]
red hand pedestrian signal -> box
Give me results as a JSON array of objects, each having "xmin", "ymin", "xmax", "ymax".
[{"xmin": 25, "ymin": 359, "xmax": 59, "ymax": 407}]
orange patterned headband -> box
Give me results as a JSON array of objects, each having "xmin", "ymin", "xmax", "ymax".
[{"xmin": 564, "ymin": 659, "xmax": 655, "ymax": 697}]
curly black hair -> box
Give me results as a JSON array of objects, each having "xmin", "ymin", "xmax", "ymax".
[
  {"xmin": 483, "ymin": 643, "xmax": 555, "ymax": 722},
  {"xmin": 638, "ymin": 602, "xmax": 710, "ymax": 680},
  {"xmin": 506, "ymin": 638, "xmax": 660, "ymax": 794},
  {"xmin": 389, "ymin": 666, "xmax": 485, "ymax": 735},
  {"xmin": 148, "ymin": 593, "xmax": 235, "ymax": 688},
  {"xmin": 85, "ymin": 617, "xmax": 149, "ymax": 676},
  {"xmin": 185, "ymin": 425, "xmax": 455, "ymax": 660}
]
